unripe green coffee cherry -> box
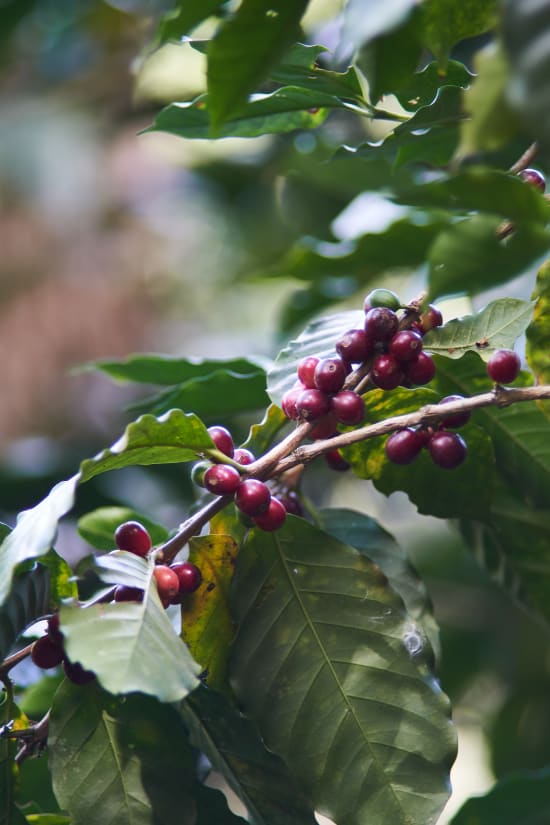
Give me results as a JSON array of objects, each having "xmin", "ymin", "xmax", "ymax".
[
  {"xmin": 191, "ymin": 460, "xmax": 211, "ymax": 488},
  {"xmin": 364, "ymin": 288, "xmax": 400, "ymax": 311}
]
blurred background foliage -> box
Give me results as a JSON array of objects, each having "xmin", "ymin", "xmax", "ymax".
[{"xmin": 2, "ymin": 2, "xmax": 550, "ymax": 821}]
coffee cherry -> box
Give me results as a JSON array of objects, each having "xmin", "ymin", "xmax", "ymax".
[
  {"xmin": 253, "ymin": 497, "xmax": 287, "ymax": 531},
  {"xmin": 47, "ymin": 613, "xmax": 63, "ymax": 646},
  {"xmin": 371, "ymin": 354, "xmax": 404, "ymax": 390},
  {"xmin": 233, "ymin": 448, "xmax": 255, "ymax": 466},
  {"xmin": 520, "ymin": 168, "xmax": 546, "ymax": 192},
  {"xmin": 114, "ymin": 521, "xmax": 152, "ymax": 558},
  {"xmin": 330, "ymin": 391, "xmax": 365, "ymax": 425},
  {"xmin": 281, "ymin": 385, "xmax": 304, "ymax": 420},
  {"xmin": 114, "ymin": 585, "xmax": 144, "ymax": 603},
  {"xmin": 204, "ymin": 464, "xmax": 241, "ymax": 495},
  {"xmin": 191, "ymin": 460, "xmax": 211, "ymax": 488},
  {"xmin": 296, "ymin": 388, "xmax": 330, "ymax": 421},
  {"xmin": 63, "ymin": 659, "xmax": 95, "ymax": 685},
  {"xmin": 207, "ymin": 425, "xmax": 234, "ymax": 458},
  {"xmin": 487, "ymin": 349, "xmax": 521, "ymax": 384},
  {"xmin": 153, "ymin": 565, "xmax": 180, "ymax": 602},
  {"xmin": 364, "ymin": 307, "xmax": 399, "ymax": 342},
  {"xmin": 439, "ymin": 395, "xmax": 471, "ymax": 429},
  {"xmin": 235, "ymin": 479, "xmax": 271, "ymax": 516},
  {"xmin": 31, "ymin": 635, "xmax": 64, "ymax": 669},
  {"xmin": 405, "ymin": 352, "xmax": 436, "ymax": 385},
  {"xmin": 389, "ymin": 330, "xmax": 423, "ymax": 363},
  {"xmin": 278, "ymin": 491, "xmax": 303, "ymax": 516},
  {"xmin": 170, "ymin": 561, "xmax": 202, "ymax": 595},
  {"xmin": 418, "ymin": 304, "xmax": 443, "ymax": 334},
  {"xmin": 309, "ymin": 413, "xmax": 338, "ymax": 439},
  {"xmin": 385, "ymin": 428, "xmax": 424, "ymax": 465},
  {"xmin": 336, "ymin": 328, "xmax": 375, "ymax": 363},
  {"xmin": 324, "ymin": 448, "xmax": 350, "ymax": 471},
  {"xmin": 314, "ymin": 357, "xmax": 347, "ymax": 393},
  {"xmin": 428, "ymin": 431, "xmax": 467, "ymax": 469},
  {"xmin": 297, "ymin": 356, "xmax": 320, "ymax": 389},
  {"xmin": 364, "ymin": 288, "xmax": 400, "ymax": 311}
]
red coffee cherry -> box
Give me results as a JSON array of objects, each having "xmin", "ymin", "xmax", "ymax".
[
  {"xmin": 114, "ymin": 521, "xmax": 152, "ymax": 557},
  {"xmin": 439, "ymin": 395, "xmax": 471, "ymax": 429},
  {"xmin": 170, "ymin": 561, "xmax": 203, "ymax": 595},
  {"xmin": 405, "ymin": 352, "xmax": 436, "ymax": 385},
  {"xmin": 278, "ymin": 491, "xmax": 303, "ymax": 516},
  {"xmin": 336, "ymin": 328, "xmax": 375, "ymax": 363},
  {"xmin": 385, "ymin": 428, "xmax": 424, "ymax": 465},
  {"xmin": 281, "ymin": 385, "xmax": 304, "ymax": 420},
  {"xmin": 235, "ymin": 479, "xmax": 271, "ymax": 516},
  {"xmin": 207, "ymin": 425, "xmax": 234, "ymax": 458},
  {"xmin": 487, "ymin": 349, "xmax": 521, "ymax": 384},
  {"xmin": 371, "ymin": 354, "xmax": 404, "ymax": 390},
  {"xmin": 253, "ymin": 497, "xmax": 287, "ymax": 531},
  {"xmin": 114, "ymin": 585, "xmax": 144, "ymax": 603},
  {"xmin": 418, "ymin": 304, "xmax": 443, "ymax": 334},
  {"xmin": 519, "ymin": 168, "xmax": 546, "ymax": 192},
  {"xmin": 389, "ymin": 330, "xmax": 423, "ymax": 362},
  {"xmin": 297, "ymin": 356, "xmax": 320, "ymax": 389},
  {"xmin": 296, "ymin": 388, "xmax": 330, "ymax": 421},
  {"xmin": 314, "ymin": 358, "xmax": 347, "ymax": 394},
  {"xmin": 324, "ymin": 448, "xmax": 351, "ymax": 471},
  {"xmin": 364, "ymin": 307, "xmax": 399, "ymax": 342},
  {"xmin": 233, "ymin": 448, "xmax": 255, "ymax": 465},
  {"xmin": 428, "ymin": 431, "xmax": 467, "ymax": 469},
  {"xmin": 204, "ymin": 464, "xmax": 241, "ymax": 495},
  {"xmin": 31, "ymin": 635, "xmax": 64, "ymax": 669},
  {"xmin": 330, "ymin": 391, "xmax": 365, "ymax": 425},
  {"xmin": 309, "ymin": 413, "xmax": 338, "ymax": 439},
  {"xmin": 153, "ymin": 565, "xmax": 180, "ymax": 603}
]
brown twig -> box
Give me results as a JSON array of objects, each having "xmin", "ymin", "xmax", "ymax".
[
  {"xmin": 509, "ymin": 142, "xmax": 539, "ymax": 174},
  {"xmin": 0, "ymin": 643, "xmax": 33, "ymax": 682}
]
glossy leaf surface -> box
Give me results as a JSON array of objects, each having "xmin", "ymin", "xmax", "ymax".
[
  {"xmin": 0, "ymin": 564, "xmax": 50, "ymax": 660},
  {"xmin": 92, "ymin": 354, "xmax": 267, "ymax": 386}
]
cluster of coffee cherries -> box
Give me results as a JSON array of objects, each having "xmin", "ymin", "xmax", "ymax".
[
  {"xmin": 192, "ymin": 426, "xmax": 290, "ymax": 531},
  {"xmin": 31, "ymin": 613, "xmax": 95, "ymax": 685}
]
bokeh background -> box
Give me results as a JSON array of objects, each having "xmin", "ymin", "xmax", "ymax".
[{"xmin": 2, "ymin": 2, "xmax": 550, "ymax": 822}]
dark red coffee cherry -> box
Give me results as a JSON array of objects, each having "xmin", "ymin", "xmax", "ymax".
[
  {"xmin": 428, "ymin": 431, "xmax": 467, "ymax": 469},
  {"xmin": 314, "ymin": 357, "xmax": 347, "ymax": 393},
  {"xmin": 519, "ymin": 168, "xmax": 546, "ymax": 192},
  {"xmin": 114, "ymin": 521, "xmax": 152, "ymax": 558},
  {"xmin": 330, "ymin": 391, "xmax": 365, "ymax": 425},
  {"xmin": 487, "ymin": 349, "xmax": 521, "ymax": 384},
  {"xmin": 114, "ymin": 585, "xmax": 144, "ymax": 603},
  {"xmin": 170, "ymin": 561, "xmax": 203, "ymax": 595},
  {"xmin": 385, "ymin": 428, "xmax": 424, "ymax": 465},
  {"xmin": 389, "ymin": 330, "xmax": 424, "ymax": 363},
  {"xmin": 418, "ymin": 304, "xmax": 443, "ymax": 334},
  {"xmin": 364, "ymin": 288, "xmax": 400, "ymax": 311},
  {"xmin": 191, "ymin": 460, "xmax": 211, "ymax": 488},
  {"xmin": 47, "ymin": 613, "xmax": 63, "ymax": 646},
  {"xmin": 278, "ymin": 491, "xmax": 303, "ymax": 516},
  {"xmin": 235, "ymin": 479, "xmax": 271, "ymax": 516},
  {"xmin": 324, "ymin": 448, "xmax": 351, "ymax": 471},
  {"xmin": 405, "ymin": 352, "xmax": 436, "ymax": 385},
  {"xmin": 233, "ymin": 448, "xmax": 255, "ymax": 466},
  {"xmin": 63, "ymin": 659, "xmax": 95, "ymax": 685},
  {"xmin": 336, "ymin": 328, "xmax": 375, "ymax": 363},
  {"xmin": 253, "ymin": 497, "xmax": 287, "ymax": 531},
  {"xmin": 31, "ymin": 635, "xmax": 64, "ymax": 669},
  {"xmin": 439, "ymin": 395, "xmax": 471, "ymax": 429},
  {"xmin": 153, "ymin": 565, "xmax": 180, "ymax": 603},
  {"xmin": 207, "ymin": 425, "xmax": 234, "ymax": 459},
  {"xmin": 297, "ymin": 356, "xmax": 320, "ymax": 389},
  {"xmin": 371, "ymin": 354, "xmax": 404, "ymax": 390},
  {"xmin": 364, "ymin": 307, "xmax": 399, "ymax": 342},
  {"xmin": 296, "ymin": 388, "xmax": 330, "ymax": 421},
  {"xmin": 204, "ymin": 464, "xmax": 241, "ymax": 495},
  {"xmin": 309, "ymin": 413, "xmax": 338, "ymax": 439},
  {"xmin": 281, "ymin": 385, "xmax": 304, "ymax": 420}
]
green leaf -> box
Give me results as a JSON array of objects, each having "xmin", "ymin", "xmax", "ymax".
[
  {"xmin": 60, "ymin": 551, "xmax": 201, "ymax": 701},
  {"xmin": 229, "ymin": 517, "xmax": 456, "ymax": 825},
  {"xmin": 157, "ymin": 0, "xmax": 226, "ymax": 44},
  {"xmin": 394, "ymin": 84, "xmax": 464, "ymax": 133},
  {"xmin": 146, "ymin": 87, "xmax": 336, "ymax": 140},
  {"xmin": 182, "ymin": 686, "xmax": 318, "ymax": 825},
  {"xmin": 37, "ymin": 549, "xmax": 78, "ymax": 605},
  {"xmin": 395, "ymin": 60, "xmax": 474, "ymax": 111},
  {"xmin": 92, "ymin": 354, "xmax": 266, "ymax": 386},
  {"xmin": 206, "ymin": 0, "xmax": 309, "ymax": 130},
  {"xmin": 1, "ymin": 693, "xmax": 28, "ymax": 825},
  {"xmin": 0, "ymin": 564, "xmax": 50, "ymax": 660},
  {"xmin": 423, "ymin": 298, "xmax": 535, "ymax": 361},
  {"xmin": 458, "ymin": 41, "xmax": 519, "ymax": 157},
  {"xmin": 343, "ymin": 0, "xmax": 417, "ymax": 48},
  {"xmin": 357, "ymin": 11, "xmax": 423, "ymax": 105},
  {"xmin": 318, "ymin": 508, "xmax": 440, "ymax": 659},
  {"xmin": 49, "ymin": 682, "xmax": 200, "ymax": 825},
  {"xmin": 450, "ymin": 766, "xmax": 550, "ymax": 824},
  {"xmin": 26, "ymin": 816, "xmax": 72, "ymax": 824},
  {"xmin": 271, "ymin": 43, "xmax": 364, "ymax": 102},
  {"xmin": 343, "ymin": 388, "xmax": 494, "ymax": 519},
  {"xmin": 78, "ymin": 507, "xmax": 168, "ymax": 552},
  {"xmin": 242, "ymin": 403, "xmax": 287, "ymax": 457},
  {"xmin": 80, "ymin": 409, "xmax": 213, "ymax": 482},
  {"xmin": 420, "ymin": 0, "xmax": 498, "ymax": 68},
  {"xmin": 428, "ymin": 215, "xmax": 550, "ymax": 298},
  {"xmin": 527, "ymin": 259, "xmax": 550, "ymax": 397}
]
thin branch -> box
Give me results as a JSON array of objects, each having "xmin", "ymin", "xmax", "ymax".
[
  {"xmin": 0, "ymin": 643, "xmax": 33, "ymax": 681},
  {"xmin": 12, "ymin": 711, "xmax": 50, "ymax": 764},
  {"xmin": 509, "ymin": 142, "xmax": 539, "ymax": 174}
]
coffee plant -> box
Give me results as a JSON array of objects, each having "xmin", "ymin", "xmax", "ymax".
[{"xmin": 3, "ymin": 1, "xmax": 550, "ymax": 823}]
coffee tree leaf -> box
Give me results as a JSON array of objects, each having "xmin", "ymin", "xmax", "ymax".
[
  {"xmin": 428, "ymin": 215, "xmax": 550, "ymax": 298},
  {"xmin": 181, "ymin": 533, "xmax": 239, "ymax": 693},
  {"xmin": 318, "ymin": 508, "xmax": 440, "ymax": 660},
  {"xmin": 26, "ymin": 815, "xmax": 72, "ymax": 824},
  {"xmin": 343, "ymin": 388, "xmax": 494, "ymax": 519},
  {"xmin": 242, "ymin": 403, "xmax": 287, "ymax": 457},
  {"xmin": 91, "ymin": 354, "xmax": 267, "ymax": 386},
  {"xmin": 395, "ymin": 60, "xmax": 473, "ymax": 112},
  {"xmin": 60, "ymin": 556, "xmax": 201, "ymax": 701},
  {"xmin": 394, "ymin": 85, "xmax": 464, "ymax": 133},
  {"xmin": 433, "ymin": 353, "xmax": 550, "ymax": 510},
  {"xmin": 145, "ymin": 87, "xmax": 338, "ymax": 140},
  {"xmin": 181, "ymin": 686, "xmax": 318, "ymax": 825},
  {"xmin": 206, "ymin": 0, "xmax": 309, "ymax": 131},
  {"xmin": 423, "ymin": 297, "xmax": 535, "ymax": 361},
  {"xmin": 420, "ymin": 0, "xmax": 498, "ymax": 68},
  {"xmin": 342, "ymin": 0, "xmax": 417, "ymax": 49},
  {"xmin": 49, "ymin": 682, "xmax": 209, "ymax": 825},
  {"xmin": 450, "ymin": 765, "xmax": 550, "ymax": 824},
  {"xmin": 157, "ymin": 0, "xmax": 226, "ymax": 44},
  {"xmin": 357, "ymin": 11, "xmax": 423, "ymax": 105},
  {"xmin": 0, "ymin": 564, "xmax": 50, "ymax": 660},
  {"xmin": 78, "ymin": 507, "xmax": 169, "ymax": 552},
  {"xmin": 37, "ymin": 549, "xmax": 78, "ymax": 605},
  {"xmin": 271, "ymin": 43, "xmax": 364, "ymax": 102},
  {"xmin": 0, "ymin": 693, "xmax": 27, "ymax": 825},
  {"xmin": 526, "ymin": 259, "xmax": 550, "ymax": 401},
  {"xmin": 229, "ymin": 516, "xmax": 456, "ymax": 825}
]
